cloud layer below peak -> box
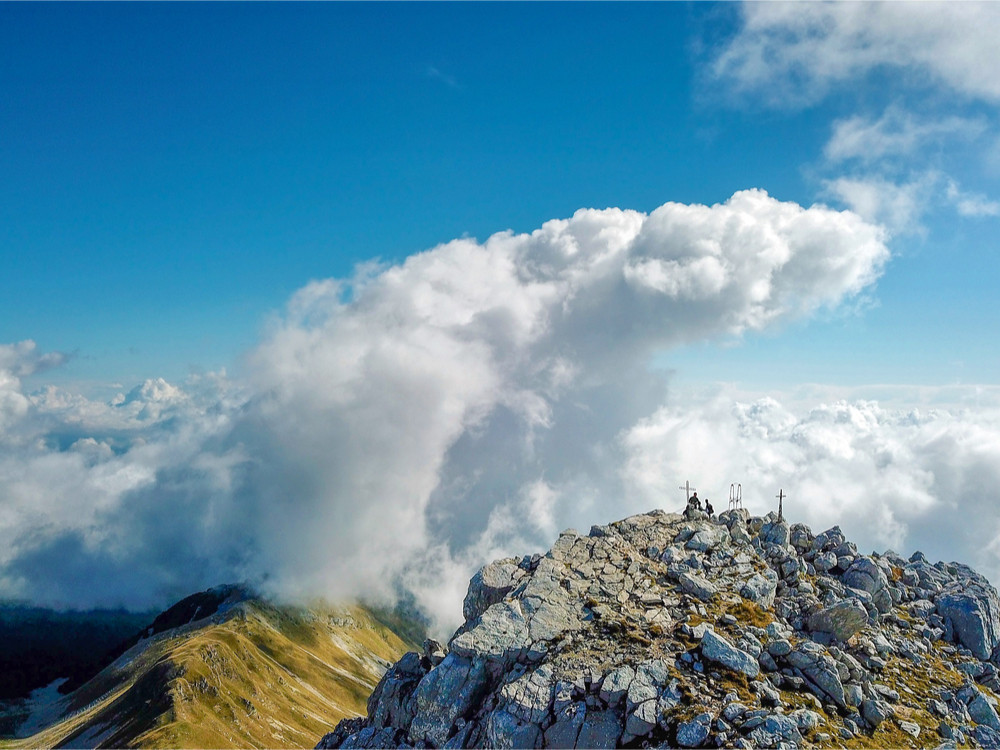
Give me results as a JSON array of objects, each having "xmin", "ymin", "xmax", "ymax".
[{"xmin": 1, "ymin": 191, "xmax": 895, "ymax": 629}]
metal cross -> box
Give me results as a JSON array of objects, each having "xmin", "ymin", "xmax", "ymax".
[
  {"xmin": 776, "ymin": 489, "xmax": 785, "ymax": 521},
  {"xmin": 679, "ymin": 481, "xmax": 696, "ymax": 501},
  {"xmin": 729, "ymin": 483, "xmax": 742, "ymax": 510}
]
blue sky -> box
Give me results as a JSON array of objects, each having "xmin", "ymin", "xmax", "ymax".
[
  {"xmin": 6, "ymin": 2, "xmax": 996, "ymax": 390},
  {"xmin": 3, "ymin": 3, "xmax": 1000, "ymax": 617}
]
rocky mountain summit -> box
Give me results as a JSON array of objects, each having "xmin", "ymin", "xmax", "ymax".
[{"xmin": 319, "ymin": 507, "xmax": 1000, "ymax": 749}]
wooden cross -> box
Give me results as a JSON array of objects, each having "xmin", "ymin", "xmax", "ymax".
[
  {"xmin": 679, "ymin": 481, "xmax": 696, "ymax": 501},
  {"xmin": 776, "ymin": 489, "xmax": 785, "ymax": 521}
]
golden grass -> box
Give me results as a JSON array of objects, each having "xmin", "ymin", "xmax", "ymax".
[{"xmin": 7, "ymin": 602, "xmax": 419, "ymax": 750}]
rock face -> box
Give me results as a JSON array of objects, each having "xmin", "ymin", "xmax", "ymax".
[
  {"xmin": 318, "ymin": 509, "xmax": 1000, "ymax": 749},
  {"xmin": 808, "ymin": 599, "xmax": 869, "ymax": 641},
  {"xmin": 936, "ymin": 581, "xmax": 1000, "ymax": 661}
]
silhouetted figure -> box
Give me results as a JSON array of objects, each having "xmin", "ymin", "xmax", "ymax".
[
  {"xmin": 704, "ymin": 499, "xmax": 714, "ymax": 517},
  {"xmin": 687, "ymin": 491, "xmax": 702, "ymax": 511}
]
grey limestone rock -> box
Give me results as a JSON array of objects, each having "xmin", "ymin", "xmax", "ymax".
[
  {"xmin": 813, "ymin": 526, "xmax": 846, "ymax": 552},
  {"xmin": 463, "ymin": 558, "xmax": 525, "ymax": 622},
  {"xmin": 322, "ymin": 506, "xmax": 1000, "ymax": 750},
  {"xmin": 543, "ymin": 701, "xmax": 586, "ymax": 748},
  {"xmin": 807, "ymin": 598, "xmax": 869, "ymax": 641},
  {"xmin": 748, "ymin": 713, "xmax": 803, "ymax": 748},
  {"xmin": 767, "ymin": 638, "xmax": 791, "ymax": 657},
  {"xmin": 498, "ymin": 664, "xmax": 554, "ymax": 724},
  {"xmin": 969, "ymin": 690, "xmax": 1000, "ymax": 731},
  {"xmin": 786, "ymin": 643, "xmax": 848, "ymax": 708},
  {"xmin": 791, "ymin": 708, "xmax": 822, "ymax": 732},
  {"xmin": 740, "ymin": 570, "xmax": 778, "ymax": 608},
  {"xmin": 973, "ymin": 724, "xmax": 1000, "ymax": 748},
  {"xmin": 686, "ymin": 525, "xmax": 728, "ymax": 552},
  {"xmin": 624, "ymin": 699, "xmax": 659, "ymax": 739},
  {"xmin": 599, "ymin": 665, "xmax": 635, "ymax": 706},
  {"xmin": 483, "ymin": 708, "xmax": 541, "ymax": 749},
  {"xmin": 423, "ymin": 638, "xmax": 447, "ymax": 667},
  {"xmin": 814, "ymin": 550, "xmax": 838, "ymax": 573},
  {"xmin": 367, "ymin": 651, "xmax": 427, "ymax": 731},
  {"xmin": 843, "ymin": 556, "xmax": 893, "ymax": 613},
  {"xmin": 861, "ymin": 698, "xmax": 891, "ymax": 728},
  {"xmin": 759, "ymin": 519, "xmax": 790, "ymax": 548},
  {"xmin": 576, "ymin": 708, "xmax": 622, "ymax": 749},
  {"xmin": 676, "ymin": 712, "xmax": 713, "ymax": 747},
  {"xmin": 700, "ymin": 628, "xmax": 760, "ymax": 678},
  {"xmin": 789, "ymin": 523, "xmax": 813, "ymax": 551},
  {"xmin": 679, "ymin": 571, "xmax": 718, "ymax": 601},
  {"xmin": 450, "ymin": 600, "xmax": 532, "ymax": 663},
  {"xmin": 936, "ymin": 581, "xmax": 1000, "ymax": 661},
  {"xmin": 408, "ymin": 653, "xmax": 489, "ymax": 746},
  {"xmin": 626, "ymin": 671, "xmax": 658, "ymax": 710}
]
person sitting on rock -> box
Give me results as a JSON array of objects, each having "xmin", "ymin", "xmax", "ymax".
[
  {"xmin": 704, "ymin": 498, "xmax": 714, "ymax": 517},
  {"xmin": 687, "ymin": 491, "xmax": 702, "ymax": 511}
]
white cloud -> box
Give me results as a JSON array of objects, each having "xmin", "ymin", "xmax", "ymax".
[
  {"xmin": 946, "ymin": 179, "xmax": 1000, "ymax": 217},
  {"xmin": 0, "ymin": 192, "xmax": 890, "ymax": 630},
  {"xmin": 825, "ymin": 107, "xmax": 987, "ymax": 164},
  {"xmin": 621, "ymin": 393, "xmax": 1000, "ymax": 587},
  {"xmin": 822, "ymin": 174, "xmax": 935, "ymax": 235},
  {"xmin": 713, "ymin": 3, "xmax": 1000, "ymax": 106}
]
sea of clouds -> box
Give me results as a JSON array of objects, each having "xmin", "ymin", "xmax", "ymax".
[{"xmin": 3, "ymin": 190, "xmax": 999, "ymax": 634}]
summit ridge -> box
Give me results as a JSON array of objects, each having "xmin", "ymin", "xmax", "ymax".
[{"xmin": 320, "ymin": 507, "xmax": 1000, "ymax": 748}]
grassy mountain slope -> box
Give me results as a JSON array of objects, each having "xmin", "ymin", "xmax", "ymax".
[{"xmin": 4, "ymin": 594, "xmax": 419, "ymax": 749}]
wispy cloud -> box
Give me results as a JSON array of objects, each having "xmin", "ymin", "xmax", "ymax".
[
  {"xmin": 821, "ymin": 173, "xmax": 937, "ymax": 236},
  {"xmin": 946, "ymin": 179, "xmax": 1000, "ymax": 217},
  {"xmin": 824, "ymin": 107, "xmax": 987, "ymax": 165},
  {"xmin": 424, "ymin": 64, "xmax": 462, "ymax": 90},
  {"xmin": 712, "ymin": 3, "xmax": 1000, "ymax": 107}
]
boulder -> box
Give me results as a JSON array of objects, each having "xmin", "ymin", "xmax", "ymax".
[
  {"xmin": 974, "ymin": 724, "xmax": 1000, "ymax": 748},
  {"xmin": 498, "ymin": 665, "xmax": 554, "ymax": 724},
  {"xmin": 676, "ymin": 712, "xmax": 712, "ymax": 747},
  {"xmin": 450, "ymin": 601, "xmax": 532, "ymax": 663},
  {"xmin": 860, "ymin": 698, "xmax": 891, "ymax": 728},
  {"xmin": 624, "ymin": 699, "xmax": 659, "ymax": 739},
  {"xmin": 969, "ymin": 690, "xmax": 1000, "ymax": 731},
  {"xmin": 814, "ymin": 551, "xmax": 838, "ymax": 573},
  {"xmin": 807, "ymin": 599, "xmax": 869, "ymax": 641},
  {"xmin": 748, "ymin": 714, "xmax": 803, "ymax": 747},
  {"xmin": 786, "ymin": 643, "xmax": 848, "ymax": 708},
  {"xmin": 740, "ymin": 570, "xmax": 778, "ymax": 608},
  {"xmin": 760, "ymin": 519, "xmax": 790, "ymax": 547},
  {"xmin": 679, "ymin": 572, "xmax": 718, "ymax": 602},
  {"xmin": 936, "ymin": 582, "xmax": 1000, "ymax": 660},
  {"xmin": 463, "ymin": 558, "xmax": 525, "ymax": 622},
  {"xmin": 700, "ymin": 629, "xmax": 760, "ymax": 678},
  {"xmin": 686, "ymin": 525, "xmax": 728, "ymax": 552},
  {"xmin": 843, "ymin": 557, "xmax": 892, "ymax": 613}
]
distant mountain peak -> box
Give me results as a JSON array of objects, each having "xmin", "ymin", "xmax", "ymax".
[{"xmin": 321, "ymin": 507, "xmax": 1000, "ymax": 749}]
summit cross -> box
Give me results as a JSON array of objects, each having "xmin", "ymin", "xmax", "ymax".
[
  {"xmin": 679, "ymin": 481, "xmax": 696, "ymax": 502},
  {"xmin": 776, "ymin": 489, "xmax": 785, "ymax": 521}
]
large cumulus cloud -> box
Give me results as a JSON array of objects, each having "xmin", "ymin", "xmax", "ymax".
[{"xmin": 0, "ymin": 190, "xmax": 897, "ymax": 629}]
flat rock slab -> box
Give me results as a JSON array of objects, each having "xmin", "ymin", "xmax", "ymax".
[{"xmin": 700, "ymin": 629, "xmax": 760, "ymax": 678}]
